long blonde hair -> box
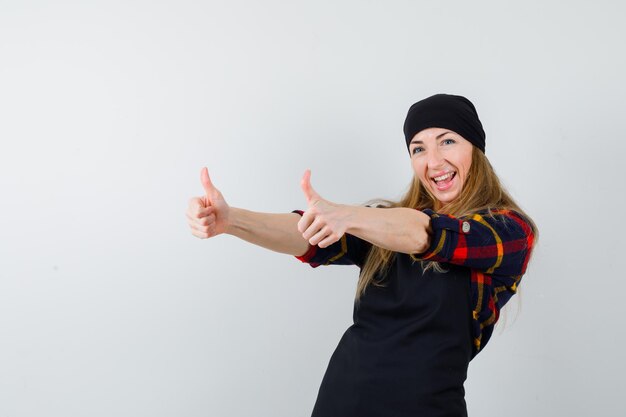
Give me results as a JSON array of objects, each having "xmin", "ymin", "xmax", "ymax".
[{"xmin": 355, "ymin": 146, "xmax": 538, "ymax": 303}]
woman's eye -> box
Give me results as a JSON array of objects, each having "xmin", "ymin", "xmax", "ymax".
[
  {"xmin": 442, "ymin": 138, "xmax": 456, "ymax": 145},
  {"xmin": 412, "ymin": 147, "xmax": 424, "ymax": 154}
]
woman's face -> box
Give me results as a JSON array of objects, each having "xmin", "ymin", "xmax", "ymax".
[{"xmin": 408, "ymin": 127, "xmax": 474, "ymax": 210}]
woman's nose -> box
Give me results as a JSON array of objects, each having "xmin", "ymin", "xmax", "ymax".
[{"xmin": 427, "ymin": 148, "xmax": 445, "ymax": 169}]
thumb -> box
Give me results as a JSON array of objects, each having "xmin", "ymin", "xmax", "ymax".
[
  {"xmin": 200, "ymin": 167, "xmax": 218, "ymax": 204},
  {"xmin": 301, "ymin": 169, "xmax": 322, "ymax": 204}
]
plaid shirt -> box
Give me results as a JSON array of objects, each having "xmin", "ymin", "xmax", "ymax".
[{"xmin": 292, "ymin": 207, "xmax": 536, "ymax": 358}]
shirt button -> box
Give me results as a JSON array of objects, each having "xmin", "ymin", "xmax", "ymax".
[{"xmin": 462, "ymin": 221, "xmax": 471, "ymax": 233}]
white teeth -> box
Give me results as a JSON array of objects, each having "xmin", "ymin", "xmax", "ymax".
[{"xmin": 433, "ymin": 172, "xmax": 454, "ymax": 182}]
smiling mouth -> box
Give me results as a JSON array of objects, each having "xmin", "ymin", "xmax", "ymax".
[{"xmin": 431, "ymin": 171, "xmax": 456, "ymax": 184}]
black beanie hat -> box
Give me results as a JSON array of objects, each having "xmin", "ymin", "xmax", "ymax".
[{"xmin": 403, "ymin": 93, "xmax": 486, "ymax": 153}]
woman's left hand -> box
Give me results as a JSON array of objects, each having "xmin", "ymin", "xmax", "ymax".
[{"xmin": 297, "ymin": 169, "xmax": 352, "ymax": 248}]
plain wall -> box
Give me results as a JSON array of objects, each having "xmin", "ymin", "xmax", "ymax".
[{"xmin": 1, "ymin": 0, "xmax": 624, "ymax": 416}]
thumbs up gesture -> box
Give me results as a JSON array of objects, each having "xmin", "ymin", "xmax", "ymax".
[
  {"xmin": 297, "ymin": 169, "xmax": 351, "ymax": 248},
  {"xmin": 186, "ymin": 167, "xmax": 230, "ymax": 239}
]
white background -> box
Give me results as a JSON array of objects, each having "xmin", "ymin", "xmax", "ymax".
[{"xmin": 1, "ymin": 1, "xmax": 624, "ymax": 416}]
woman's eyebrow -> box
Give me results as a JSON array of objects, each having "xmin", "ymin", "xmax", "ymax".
[
  {"xmin": 410, "ymin": 131, "xmax": 454, "ymax": 145},
  {"xmin": 436, "ymin": 131, "xmax": 454, "ymax": 139}
]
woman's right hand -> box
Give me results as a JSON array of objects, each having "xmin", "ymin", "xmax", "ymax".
[{"xmin": 186, "ymin": 167, "xmax": 230, "ymax": 239}]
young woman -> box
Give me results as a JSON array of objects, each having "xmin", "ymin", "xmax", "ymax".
[{"xmin": 186, "ymin": 93, "xmax": 538, "ymax": 417}]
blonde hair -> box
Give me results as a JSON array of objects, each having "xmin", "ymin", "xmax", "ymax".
[{"xmin": 354, "ymin": 146, "xmax": 538, "ymax": 306}]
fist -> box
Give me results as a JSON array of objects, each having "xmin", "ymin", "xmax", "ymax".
[
  {"xmin": 186, "ymin": 167, "xmax": 230, "ymax": 239},
  {"xmin": 297, "ymin": 169, "xmax": 350, "ymax": 248}
]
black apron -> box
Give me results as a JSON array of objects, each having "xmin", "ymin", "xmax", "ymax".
[{"xmin": 310, "ymin": 253, "xmax": 473, "ymax": 417}]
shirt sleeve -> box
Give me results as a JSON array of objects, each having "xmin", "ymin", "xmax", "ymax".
[
  {"xmin": 291, "ymin": 209, "xmax": 372, "ymax": 268},
  {"xmin": 409, "ymin": 208, "xmax": 535, "ymax": 277}
]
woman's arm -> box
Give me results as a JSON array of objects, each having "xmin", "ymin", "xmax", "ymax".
[
  {"xmin": 225, "ymin": 207, "xmax": 310, "ymax": 257},
  {"xmin": 188, "ymin": 168, "xmax": 307, "ymax": 258},
  {"xmin": 344, "ymin": 206, "xmax": 535, "ymax": 276},
  {"xmin": 344, "ymin": 206, "xmax": 433, "ymax": 254}
]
